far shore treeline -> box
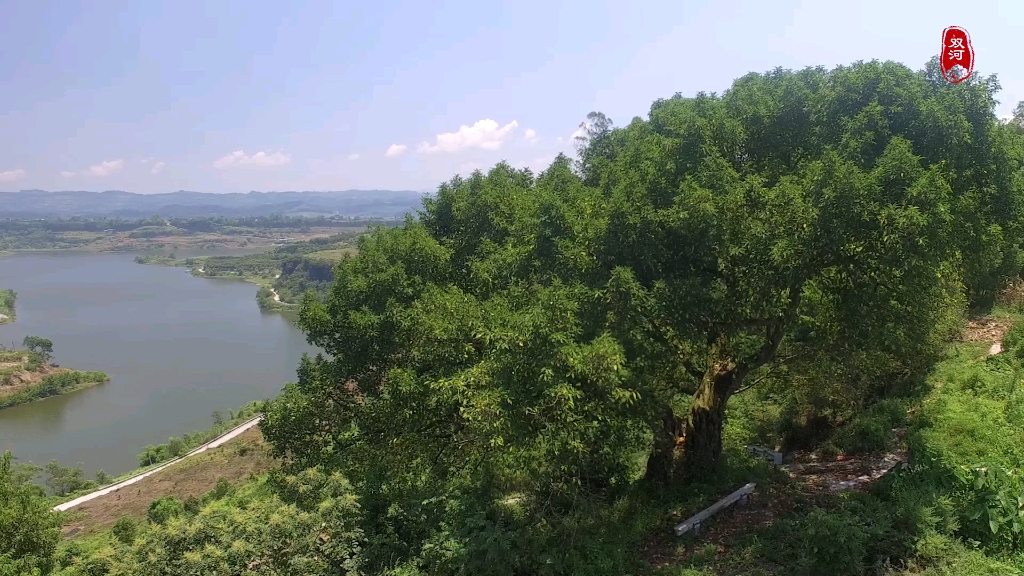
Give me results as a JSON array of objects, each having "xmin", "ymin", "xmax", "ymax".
[{"xmin": 6, "ymin": 59, "xmax": 1024, "ymax": 574}]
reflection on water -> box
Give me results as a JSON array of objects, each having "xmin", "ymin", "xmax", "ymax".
[{"xmin": 0, "ymin": 252, "xmax": 315, "ymax": 475}]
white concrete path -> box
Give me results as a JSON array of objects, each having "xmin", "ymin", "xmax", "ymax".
[{"xmin": 53, "ymin": 415, "xmax": 263, "ymax": 512}]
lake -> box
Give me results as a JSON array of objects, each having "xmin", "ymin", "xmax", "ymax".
[{"xmin": 0, "ymin": 252, "xmax": 315, "ymax": 476}]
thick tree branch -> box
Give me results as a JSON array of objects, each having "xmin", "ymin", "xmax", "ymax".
[
  {"xmin": 646, "ymin": 315, "xmax": 705, "ymax": 379},
  {"xmin": 735, "ymin": 288, "xmax": 803, "ymax": 384}
]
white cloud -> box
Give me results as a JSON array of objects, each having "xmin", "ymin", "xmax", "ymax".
[
  {"xmin": 87, "ymin": 159, "xmax": 125, "ymax": 177},
  {"xmin": 0, "ymin": 168, "xmax": 26, "ymax": 182},
  {"xmin": 385, "ymin": 144, "xmax": 407, "ymax": 157},
  {"xmin": 570, "ymin": 125, "xmax": 589, "ymax": 141},
  {"xmin": 61, "ymin": 160, "xmax": 125, "ymax": 178},
  {"xmin": 417, "ymin": 119, "xmax": 519, "ymax": 153},
  {"xmin": 524, "ymin": 128, "xmax": 537, "ymax": 141},
  {"xmin": 151, "ymin": 161, "xmax": 166, "ymax": 175},
  {"xmin": 213, "ymin": 150, "xmax": 291, "ymax": 169},
  {"xmin": 347, "ymin": 153, "xmax": 360, "ymax": 161},
  {"xmin": 139, "ymin": 157, "xmax": 153, "ymax": 164},
  {"xmin": 556, "ymin": 136, "xmax": 563, "ymax": 143}
]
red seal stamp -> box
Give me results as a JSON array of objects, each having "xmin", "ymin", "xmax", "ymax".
[{"xmin": 940, "ymin": 26, "xmax": 974, "ymax": 84}]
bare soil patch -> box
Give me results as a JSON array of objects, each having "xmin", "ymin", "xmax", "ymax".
[
  {"xmin": 961, "ymin": 316, "xmax": 1012, "ymax": 344},
  {"xmin": 0, "ymin": 361, "xmax": 72, "ymax": 398},
  {"xmin": 61, "ymin": 427, "xmax": 274, "ymax": 538}
]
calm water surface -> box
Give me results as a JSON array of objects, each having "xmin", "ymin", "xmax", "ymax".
[{"xmin": 0, "ymin": 253, "xmax": 315, "ymax": 475}]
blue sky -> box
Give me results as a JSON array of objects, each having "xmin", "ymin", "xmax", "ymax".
[{"xmin": 1, "ymin": 0, "xmax": 1022, "ymax": 194}]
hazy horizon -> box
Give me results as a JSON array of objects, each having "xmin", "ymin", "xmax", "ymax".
[{"xmin": 0, "ymin": 188, "xmax": 432, "ymax": 195}]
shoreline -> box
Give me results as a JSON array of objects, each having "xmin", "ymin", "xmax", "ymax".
[
  {"xmin": 135, "ymin": 254, "xmax": 299, "ymax": 312},
  {"xmin": 0, "ymin": 368, "xmax": 110, "ymax": 411}
]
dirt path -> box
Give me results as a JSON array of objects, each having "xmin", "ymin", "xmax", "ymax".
[{"xmin": 53, "ymin": 415, "xmax": 263, "ymax": 512}]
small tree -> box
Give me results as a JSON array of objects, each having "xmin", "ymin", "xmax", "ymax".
[
  {"xmin": 95, "ymin": 469, "xmax": 110, "ymax": 485},
  {"xmin": 211, "ymin": 410, "xmax": 224, "ymax": 426},
  {"xmin": 167, "ymin": 437, "xmax": 185, "ymax": 458},
  {"xmin": 22, "ymin": 336, "xmax": 53, "ymax": 362},
  {"xmin": 44, "ymin": 460, "xmax": 90, "ymax": 497},
  {"xmin": 137, "ymin": 445, "xmax": 164, "ymax": 467}
]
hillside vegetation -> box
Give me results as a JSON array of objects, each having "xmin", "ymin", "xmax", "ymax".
[{"xmin": 7, "ymin": 59, "xmax": 1024, "ymax": 575}]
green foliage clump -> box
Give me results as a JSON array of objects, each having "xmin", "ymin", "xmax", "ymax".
[
  {"xmin": 22, "ymin": 336, "xmax": 52, "ymax": 362},
  {"xmin": 111, "ymin": 517, "xmax": 138, "ymax": 545},
  {"xmin": 44, "ymin": 460, "xmax": 95, "ymax": 497},
  {"xmin": 146, "ymin": 496, "xmax": 182, "ymax": 525},
  {"xmin": 764, "ymin": 502, "xmax": 887, "ymax": 575},
  {"xmin": 830, "ymin": 399, "xmax": 908, "ymax": 455},
  {"xmin": 96, "ymin": 472, "xmax": 362, "ymax": 576},
  {"xmin": 0, "ymin": 451, "xmax": 63, "ymax": 576},
  {"xmin": 0, "ymin": 288, "xmax": 14, "ymax": 323}
]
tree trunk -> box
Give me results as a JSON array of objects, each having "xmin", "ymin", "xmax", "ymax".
[
  {"xmin": 644, "ymin": 406, "xmax": 682, "ymax": 483},
  {"xmin": 681, "ymin": 365, "xmax": 735, "ymax": 477}
]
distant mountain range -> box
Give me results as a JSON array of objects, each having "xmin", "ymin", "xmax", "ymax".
[{"xmin": 0, "ymin": 190, "xmax": 429, "ymax": 219}]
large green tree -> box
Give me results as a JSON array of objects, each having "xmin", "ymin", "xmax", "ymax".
[{"xmin": 262, "ymin": 60, "xmax": 1024, "ymax": 572}]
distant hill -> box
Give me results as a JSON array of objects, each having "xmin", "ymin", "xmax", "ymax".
[{"xmin": 0, "ymin": 190, "xmax": 428, "ymax": 219}]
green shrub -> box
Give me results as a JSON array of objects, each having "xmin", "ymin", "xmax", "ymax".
[
  {"xmin": 75, "ymin": 553, "xmax": 113, "ymax": 576},
  {"xmin": 764, "ymin": 497, "xmax": 894, "ymax": 576},
  {"xmin": 183, "ymin": 495, "xmax": 202, "ymax": 515},
  {"xmin": 111, "ymin": 517, "xmax": 139, "ymax": 544},
  {"xmin": 1002, "ymin": 322, "xmax": 1024, "ymax": 352},
  {"xmin": 211, "ymin": 477, "xmax": 232, "ymax": 500},
  {"xmin": 146, "ymin": 496, "xmax": 182, "ymax": 525},
  {"xmin": 166, "ymin": 436, "xmax": 185, "ymax": 457},
  {"xmin": 830, "ymin": 399, "xmax": 907, "ymax": 455}
]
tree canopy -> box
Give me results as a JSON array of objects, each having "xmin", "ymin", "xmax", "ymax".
[{"xmin": 259, "ymin": 60, "xmax": 1024, "ymax": 573}]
